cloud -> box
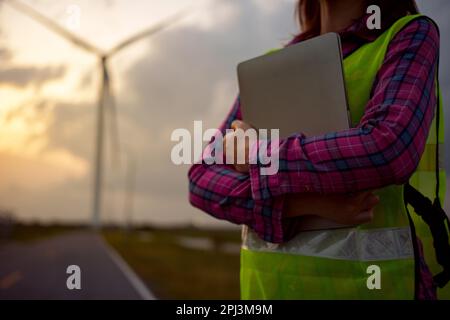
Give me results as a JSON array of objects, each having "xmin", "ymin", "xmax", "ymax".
[
  {"xmin": 45, "ymin": 101, "xmax": 95, "ymax": 161},
  {"xmin": 0, "ymin": 47, "xmax": 12, "ymax": 60},
  {"xmin": 0, "ymin": 65, "xmax": 66, "ymax": 88}
]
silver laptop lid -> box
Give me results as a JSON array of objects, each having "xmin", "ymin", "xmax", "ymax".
[{"xmin": 237, "ymin": 32, "xmax": 350, "ymax": 139}]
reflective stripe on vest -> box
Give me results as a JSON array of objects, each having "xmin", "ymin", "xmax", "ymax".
[
  {"xmin": 240, "ymin": 14, "xmax": 447, "ymax": 300},
  {"xmin": 243, "ymin": 226, "xmax": 414, "ymax": 261}
]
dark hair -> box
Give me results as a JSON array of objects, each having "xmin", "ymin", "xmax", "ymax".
[{"xmin": 297, "ymin": 0, "xmax": 419, "ymax": 37}]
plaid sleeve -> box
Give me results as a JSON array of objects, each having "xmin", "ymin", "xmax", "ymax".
[
  {"xmin": 249, "ymin": 18, "xmax": 439, "ymax": 200},
  {"xmin": 188, "ymin": 97, "xmax": 287, "ymax": 243}
]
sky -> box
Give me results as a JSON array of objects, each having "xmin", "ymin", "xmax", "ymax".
[{"xmin": 0, "ymin": 0, "xmax": 449, "ymax": 227}]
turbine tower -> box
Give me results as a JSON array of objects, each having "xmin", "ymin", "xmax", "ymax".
[{"xmin": 7, "ymin": 0, "xmax": 189, "ymax": 228}]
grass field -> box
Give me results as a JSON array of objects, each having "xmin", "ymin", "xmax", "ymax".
[{"xmin": 103, "ymin": 227, "xmax": 241, "ymax": 300}]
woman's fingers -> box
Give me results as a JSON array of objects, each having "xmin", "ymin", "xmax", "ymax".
[
  {"xmin": 230, "ymin": 120, "xmax": 241, "ymax": 130},
  {"xmin": 234, "ymin": 164, "xmax": 250, "ymax": 173},
  {"xmin": 362, "ymin": 193, "xmax": 380, "ymax": 211},
  {"xmin": 223, "ymin": 131, "xmax": 236, "ymax": 160},
  {"xmin": 351, "ymin": 210, "xmax": 374, "ymax": 224},
  {"xmin": 334, "ymin": 209, "xmax": 374, "ymax": 225},
  {"xmin": 348, "ymin": 191, "xmax": 379, "ymax": 212},
  {"xmin": 323, "ymin": 191, "xmax": 378, "ymax": 225},
  {"xmin": 282, "ymin": 191, "xmax": 379, "ymax": 225},
  {"xmin": 222, "ymin": 130, "xmax": 250, "ymax": 173},
  {"xmin": 231, "ymin": 120, "xmax": 253, "ymax": 131},
  {"xmin": 222, "ymin": 120, "xmax": 253, "ymax": 173},
  {"xmin": 341, "ymin": 192, "xmax": 378, "ymax": 224},
  {"xmin": 352, "ymin": 190, "xmax": 372, "ymax": 202}
]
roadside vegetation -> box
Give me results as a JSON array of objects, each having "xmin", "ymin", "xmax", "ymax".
[{"xmin": 103, "ymin": 227, "xmax": 241, "ymax": 299}]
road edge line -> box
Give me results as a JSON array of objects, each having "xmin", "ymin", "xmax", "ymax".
[{"xmin": 99, "ymin": 236, "xmax": 156, "ymax": 300}]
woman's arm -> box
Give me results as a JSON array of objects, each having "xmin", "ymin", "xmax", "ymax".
[
  {"xmin": 189, "ymin": 100, "xmax": 378, "ymax": 243},
  {"xmin": 249, "ymin": 18, "xmax": 439, "ymax": 201}
]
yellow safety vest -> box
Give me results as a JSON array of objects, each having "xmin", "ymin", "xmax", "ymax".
[{"xmin": 241, "ymin": 14, "xmax": 448, "ymax": 300}]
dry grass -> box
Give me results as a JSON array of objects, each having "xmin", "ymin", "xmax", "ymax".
[{"xmin": 103, "ymin": 228, "xmax": 241, "ymax": 299}]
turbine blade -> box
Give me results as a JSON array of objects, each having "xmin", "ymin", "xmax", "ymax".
[
  {"xmin": 7, "ymin": 0, "xmax": 103, "ymax": 55},
  {"xmin": 108, "ymin": 7, "xmax": 191, "ymax": 56}
]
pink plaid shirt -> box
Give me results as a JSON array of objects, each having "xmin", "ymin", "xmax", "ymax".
[{"xmin": 188, "ymin": 16, "xmax": 439, "ymax": 299}]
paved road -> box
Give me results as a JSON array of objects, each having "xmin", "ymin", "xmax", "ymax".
[{"xmin": 0, "ymin": 231, "xmax": 155, "ymax": 300}]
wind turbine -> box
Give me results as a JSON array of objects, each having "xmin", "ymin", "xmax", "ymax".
[{"xmin": 6, "ymin": 0, "xmax": 189, "ymax": 229}]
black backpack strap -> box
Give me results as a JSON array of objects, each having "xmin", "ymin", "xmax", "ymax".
[
  {"xmin": 404, "ymin": 183, "xmax": 450, "ymax": 288},
  {"xmin": 404, "ymin": 17, "xmax": 450, "ymax": 288},
  {"xmin": 403, "ymin": 191, "xmax": 421, "ymax": 299}
]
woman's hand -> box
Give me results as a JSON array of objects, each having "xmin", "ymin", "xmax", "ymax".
[
  {"xmin": 223, "ymin": 120, "xmax": 254, "ymax": 173},
  {"xmin": 224, "ymin": 121, "xmax": 379, "ymax": 225},
  {"xmin": 284, "ymin": 191, "xmax": 380, "ymax": 225}
]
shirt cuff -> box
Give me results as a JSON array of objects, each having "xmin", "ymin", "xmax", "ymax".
[
  {"xmin": 248, "ymin": 139, "xmax": 282, "ymax": 201},
  {"xmin": 249, "ymin": 137, "xmax": 320, "ymax": 199},
  {"xmin": 251, "ymin": 195, "xmax": 286, "ymax": 244}
]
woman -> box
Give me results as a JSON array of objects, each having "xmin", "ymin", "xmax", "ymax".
[{"xmin": 188, "ymin": 0, "xmax": 444, "ymax": 299}]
